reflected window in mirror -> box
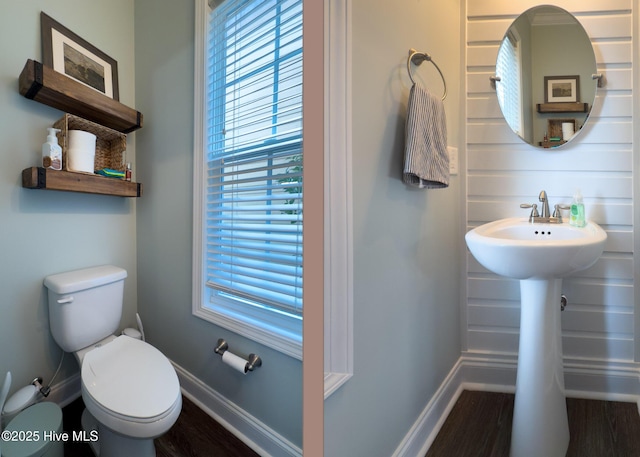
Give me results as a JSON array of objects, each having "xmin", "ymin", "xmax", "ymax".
[{"xmin": 496, "ymin": 31, "xmax": 522, "ymax": 137}]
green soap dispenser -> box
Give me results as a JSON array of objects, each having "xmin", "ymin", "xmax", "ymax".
[{"xmin": 570, "ymin": 189, "xmax": 586, "ymax": 227}]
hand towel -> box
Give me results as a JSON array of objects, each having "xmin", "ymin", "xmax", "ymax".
[{"xmin": 402, "ymin": 82, "xmax": 449, "ymax": 189}]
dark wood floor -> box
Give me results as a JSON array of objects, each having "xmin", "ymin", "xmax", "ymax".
[
  {"xmin": 62, "ymin": 395, "xmax": 259, "ymax": 457},
  {"xmin": 425, "ymin": 390, "xmax": 640, "ymax": 457}
]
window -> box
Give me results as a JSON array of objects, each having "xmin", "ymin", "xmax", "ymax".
[
  {"xmin": 193, "ymin": 0, "xmax": 303, "ymax": 359},
  {"xmin": 496, "ymin": 31, "xmax": 522, "ymax": 136}
]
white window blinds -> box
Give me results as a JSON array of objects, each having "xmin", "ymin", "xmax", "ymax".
[
  {"xmin": 496, "ymin": 32, "xmax": 522, "ymax": 136},
  {"xmin": 205, "ymin": 0, "xmax": 303, "ymax": 319}
]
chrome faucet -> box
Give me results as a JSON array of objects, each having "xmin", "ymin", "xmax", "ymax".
[
  {"xmin": 538, "ymin": 190, "xmax": 550, "ymax": 218},
  {"xmin": 520, "ymin": 190, "xmax": 570, "ymax": 224}
]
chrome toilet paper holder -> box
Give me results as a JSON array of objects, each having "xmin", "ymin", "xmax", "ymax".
[{"xmin": 214, "ymin": 338, "xmax": 262, "ymax": 372}]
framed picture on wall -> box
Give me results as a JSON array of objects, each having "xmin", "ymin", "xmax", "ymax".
[
  {"xmin": 544, "ymin": 75, "xmax": 579, "ymax": 103},
  {"xmin": 40, "ymin": 12, "xmax": 119, "ymax": 100}
]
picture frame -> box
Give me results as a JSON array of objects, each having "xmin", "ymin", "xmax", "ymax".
[
  {"xmin": 544, "ymin": 75, "xmax": 579, "ymax": 103},
  {"xmin": 40, "ymin": 12, "xmax": 119, "ymax": 100}
]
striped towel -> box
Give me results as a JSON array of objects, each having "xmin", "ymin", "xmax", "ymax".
[{"xmin": 402, "ymin": 82, "xmax": 449, "ymax": 189}]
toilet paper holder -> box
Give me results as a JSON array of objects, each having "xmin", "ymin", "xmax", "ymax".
[{"xmin": 214, "ymin": 338, "xmax": 262, "ymax": 372}]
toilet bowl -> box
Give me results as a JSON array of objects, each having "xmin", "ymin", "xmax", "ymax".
[
  {"xmin": 44, "ymin": 265, "xmax": 182, "ymax": 457},
  {"xmin": 81, "ymin": 335, "xmax": 182, "ymax": 436},
  {"xmin": 77, "ymin": 335, "xmax": 182, "ymax": 456}
]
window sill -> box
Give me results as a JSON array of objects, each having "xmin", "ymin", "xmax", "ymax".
[
  {"xmin": 324, "ymin": 372, "xmax": 353, "ymax": 399},
  {"xmin": 193, "ymin": 306, "xmax": 302, "ymax": 360}
]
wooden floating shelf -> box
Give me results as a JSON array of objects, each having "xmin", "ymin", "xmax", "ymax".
[
  {"xmin": 539, "ymin": 140, "xmax": 567, "ymax": 148},
  {"xmin": 22, "ymin": 167, "xmax": 142, "ymax": 197},
  {"xmin": 536, "ymin": 102, "xmax": 589, "ymax": 113},
  {"xmin": 18, "ymin": 59, "xmax": 143, "ymax": 133}
]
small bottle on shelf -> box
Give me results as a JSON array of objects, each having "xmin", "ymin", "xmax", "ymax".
[
  {"xmin": 42, "ymin": 127, "xmax": 62, "ymax": 170},
  {"xmin": 125, "ymin": 163, "xmax": 132, "ymax": 182}
]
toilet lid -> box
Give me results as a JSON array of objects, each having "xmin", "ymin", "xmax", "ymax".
[{"xmin": 82, "ymin": 336, "xmax": 180, "ymax": 419}]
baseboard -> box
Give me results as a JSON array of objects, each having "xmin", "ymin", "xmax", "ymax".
[
  {"xmin": 564, "ymin": 359, "xmax": 640, "ymax": 404},
  {"xmin": 393, "ymin": 353, "xmax": 640, "ymax": 456},
  {"xmin": 46, "ymin": 371, "xmax": 81, "ymax": 408},
  {"xmin": 392, "ymin": 358, "xmax": 466, "ymax": 457},
  {"xmin": 172, "ymin": 362, "xmax": 302, "ymax": 457},
  {"xmin": 459, "ymin": 353, "xmax": 640, "ymax": 401}
]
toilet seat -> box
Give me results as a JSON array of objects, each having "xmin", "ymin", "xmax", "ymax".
[{"xmin": 81, "ymin": 336, "xmax": 181, "ymax": 437}]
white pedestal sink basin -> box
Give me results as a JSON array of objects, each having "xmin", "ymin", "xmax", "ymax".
[{"xmin": 465, "ymin": 217, "xmax": 607, "ymax": 457}]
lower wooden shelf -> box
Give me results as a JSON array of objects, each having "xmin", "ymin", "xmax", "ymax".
[
  {"xmin": 538, "ymin": 140, "xmax": 567, "ymax": 148},
  {"xmin": 22, "ymin": 167, "xmax": 142, "ymax": 197}
]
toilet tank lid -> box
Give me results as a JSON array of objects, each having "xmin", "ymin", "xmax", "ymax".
[{"xmin": 44, "ymin": 265, "xmax": 127, "ymax": 294}]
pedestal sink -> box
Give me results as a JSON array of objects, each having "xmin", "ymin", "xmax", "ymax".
[{"xmin": 465, "ymin": 217, "xmax": 607, "ymax": 457}]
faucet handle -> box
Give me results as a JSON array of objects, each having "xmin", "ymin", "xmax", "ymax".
[
  {"xmin": 553, "ymin": 204, "xmax": 571, "ymax": 219},
  {"xmin": 520, "ymin": 203, "xmax": 539, "ymax": 220}
]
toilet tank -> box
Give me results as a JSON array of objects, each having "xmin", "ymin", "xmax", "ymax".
[{"xmin": 44, "ymin": 265, "xmax": 127, "ymax": 353}]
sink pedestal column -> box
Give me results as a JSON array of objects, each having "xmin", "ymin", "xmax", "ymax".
[{"xmin": 510, "ymin": 278, "xmax": 569, "ymax": 457}]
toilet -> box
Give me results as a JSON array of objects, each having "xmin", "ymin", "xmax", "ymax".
[{"xmin": 43, "ymin": 265, "xmax": 182, "ymax": 457}]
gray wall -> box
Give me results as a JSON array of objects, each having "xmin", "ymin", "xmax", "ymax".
[
  {"xmin": 0, "ymin": 0, "xmax": 137, "ymax": 399},
  {"xmin": 323, "ymin": 0, "xmax": 463, "ymax": 455},
  {"xmin": 133, "ymin": 0, "xmax": 302, "ymax": 447}
]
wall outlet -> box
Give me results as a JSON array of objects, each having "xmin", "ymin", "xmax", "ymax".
[{"xmin": 448, "ymin": 146, "xmax": 459, "ymax": 175}]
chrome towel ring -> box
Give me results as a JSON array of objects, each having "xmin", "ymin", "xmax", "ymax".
[{"xmin": 407, "ymin": 48, "xmax": 447, "ymax": 101}]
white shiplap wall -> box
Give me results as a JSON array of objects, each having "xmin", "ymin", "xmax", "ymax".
[{"xmin": 464, "ymin": 0, "xmax": 634, "ymax": 370}]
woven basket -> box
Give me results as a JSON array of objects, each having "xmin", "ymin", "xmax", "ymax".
[
  {"xmin": 547, "ymin": 118, "xmax": 576, "ymax": 141},
  {"xmin": 53, "ymin": 114, "xmax": 127, "ymax": 173}
]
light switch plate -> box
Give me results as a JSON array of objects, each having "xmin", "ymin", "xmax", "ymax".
[{"xmin": 448, "ymin": 146, "xmax": 458, "ymax": 175}]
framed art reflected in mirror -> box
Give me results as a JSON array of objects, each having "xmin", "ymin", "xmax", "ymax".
[{"xmin": 544, "ymin": 75, "xmax": 579, "ymax": 103}]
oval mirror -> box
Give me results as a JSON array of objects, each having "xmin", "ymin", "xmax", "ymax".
[{"xmin": 495, "ymin": 5, "xmax": 597, "ymax": 148}]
